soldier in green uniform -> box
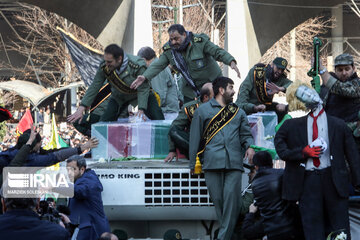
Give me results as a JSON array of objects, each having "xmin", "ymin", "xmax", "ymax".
[
  {"xmin": 235, "ymin": 57, "xmax": 292, "ymax": 121},
  {"xmin": 319, "ymin": 54, "xmax": 360, "ymax": 125},
  {"xmin": 72, "ymin": 84, "xmax": 110, "ymax": 136},
  {"xmin": 318, "ymin": 53, "xmax": 360, "ymax": 150},
  {"xmin": 189, "ymin": 77, "xmax": 255, "ymax": 240},
  {"xmin": 137, "ymin": 46, "xmax": 181, "ymax": 113},
  {"xmin": 130, "ymin": 24, "xmax": 241, "ymax": 103},
  {"xmin": 68, "ymin": 44, "xmax": 164, "ymax": 126},
  {"xmin": 164, "ymin": 83, "xmax": 214, "ymax": 162}
]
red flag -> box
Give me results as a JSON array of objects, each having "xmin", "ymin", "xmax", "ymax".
[{"xmin": 16, "ymin": 109, "xmax": 33, "ymax": 136}]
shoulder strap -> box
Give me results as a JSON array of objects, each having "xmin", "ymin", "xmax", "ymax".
[
  {"xmin": 253, "ymin": 66, "xmax": 272, "ymax": 104},
  {"xmin": 197, "ymin": 103, "xmax": 239, "ymax": 157},
  {"xmin": 184, "ymin": 103, "xmax": 200, "ymax": 121}
]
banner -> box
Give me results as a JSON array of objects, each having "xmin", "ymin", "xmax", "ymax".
[
  {"xmin": 16, "ymin": 109, "xmax": 33, "ymax": 136},
  {"xmin": 44, "ymin": 114, "xmax": 68, "ymax": 150},
  {"xmin": 57, "ymin": 27, "xmax": 112, "ymax": 112},
  {"xmin": 57, "ymin": 26, "xmax": 103, "ymax": 87}
]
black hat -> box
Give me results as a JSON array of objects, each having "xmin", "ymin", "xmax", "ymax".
[
  {"xmin": 253, "ymin": 151, "xmax": 273, "ymax": 168},
  {"xmin": 273, "ymin": 57, "xmax": 289, "ymax": 71}
]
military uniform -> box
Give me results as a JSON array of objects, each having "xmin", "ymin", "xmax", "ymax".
[
  {"xmin": 235, "ymin": 65, "xmax": 292, "ymax": 114},
  {"xmin": 320, "ymin": 53, "xmax": 360, "ymax": 140},
  {"xmin": 189, "ymin": 98, "xmax": 254, "ymax": 240},
  {"xmin": 143, "ymin": 33, "xmax": 235, "ymax": 102},
  {"xmin": 81, "ymin": 54, "xmax": 164, "ymax": 121},
  {"xmin": 150, "ymin": 66, "xmax": 181, "ymax": 113},
  {"xmin": 73, "ymin": 96, "xmax": 110, "ymax": 136},
  {"xmin": 168, "ymin": 99, "xmax": 201, "ymax": 156}
]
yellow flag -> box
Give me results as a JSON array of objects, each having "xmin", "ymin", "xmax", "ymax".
[{"xmin": 44, "ymin": 114, "xmax": 60, "ymax": 170}]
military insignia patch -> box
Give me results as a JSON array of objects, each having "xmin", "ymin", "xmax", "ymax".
[
  {"xmin": 175, "ymin": 233, "xmax": 181, "ymax": 239},
  {"xmin": 282, "ymin": 60, "xmax": 287, "ymax": 67},
  {"xmin": 256, "ymin": 69, "xmax": 264, "ymax": 79},
  {"xmin": 196, "ymin": 59, "xmax": 204, "ymax": 68},
  {"xmin": 129, "ymin": 61, "xmax": 139, "ymax": 69},
  {"xmin": 228, "ymin": 104, "xmax": 236, "ymax": 113},
  {"xmin": 189, "ymin": 105, "xmax": 196, "ymax": 115},
  {"xmin": 193, "ymin": 37, "xmax": 202, "ymax": 42},
  {"xmin": 163, "ymin": 44, "xmax": 171, "ymax": 51}
]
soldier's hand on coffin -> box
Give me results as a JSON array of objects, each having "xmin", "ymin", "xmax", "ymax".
[
  {"xmin": 254, "ymin": 104, "xmax": 266, "ymax": 113},
  {"xmin": 130, "ymin": 75, "xmax": 146, "ymax": 89},
  {"xmin": 164, "ymin": 152, "xmax": 178, "ymax": 162},
  {"xmin": 67, "ymin": 106, "xmax": 86, "ymax": 123},
  {"xmin": 135, "ymin": 109, "xmax": 146, "ymax": 121}
]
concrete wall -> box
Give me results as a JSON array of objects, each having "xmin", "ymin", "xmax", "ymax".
[
  {"xmin": 247, "ymin": 0, "xmax": 344, "ymax": 55},
  {"xmin": 1, "ymin": 0, "xmax": 347, "ymax": 57}
]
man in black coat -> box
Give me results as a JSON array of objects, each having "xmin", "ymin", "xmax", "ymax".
[
  {"xmin": 0, "ymin": 197, "xmax": 70, "ymax": 240},
  {"xmin": 275, "ymin": 85, "xmax": 360, "ymax": 240},
  {"xmin": 242, "ymin": 151, "xmax": 302, "ymax": 240}
]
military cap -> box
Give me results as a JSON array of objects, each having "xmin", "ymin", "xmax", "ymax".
[
  {"xmin": 334, "ymin": 53, "xmax": 354, "ymax": 67},
  {"xmin": 163, "ymin": 229, "xmax": 188, "ymax": 240},
  {"xmin": 273, "ymin": 57, "xmax": 289, "ymax": 71}
]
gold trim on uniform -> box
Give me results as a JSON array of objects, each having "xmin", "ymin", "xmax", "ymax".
[
  {"xmin": 184, "ymin": 103, "xmax": 199, "ymax": 122},
  {"xmin": 197, "ymin": 103, "xmax": 239, "ymax": 157},
  {"xmin": 253, "ymin": 66, "xmax": 272, "ymax": 105},
  {"xmin": 102, "ymin": 65, "xmax": 137, "ymax": 94}
]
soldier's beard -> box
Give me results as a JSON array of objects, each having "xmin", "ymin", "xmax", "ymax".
[{"xmin": 224, "ymin": 92, "xmax": 234, "ymax": 104}]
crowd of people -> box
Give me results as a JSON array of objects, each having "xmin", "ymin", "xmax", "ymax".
[
  {"xmin": 0, "ymin": 22, "xmax": 359, "ymax": 240},
  {"xmin": 0, "ymin": 121, "xmax": 88, "ymax": 152}
]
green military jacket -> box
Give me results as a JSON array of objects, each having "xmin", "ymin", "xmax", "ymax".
[
  {"xmin": 168, "ymin": 99, "xmax": 201, "ymax": 151},
  {"xmin": 322, "ymin": 74, "xmax": 360, "ymax": 133},
  {"xmin": 81, "ymin": 54, "xmax": 150, "ymax": 110},
  {"xmin": 151, "ymin": 66, "xmax": 181, "ymax": 113},
  {"xmin": 324, "ymin": 74, "xmax": 360, "ymax": 100},
  {"xmin": 143, "ymin": 33, "xmax": 235, "ymax": 100},
  {"xmin": 189, "ymin": 98, "xmax": 254, "ymax": 170},
  {"xmin": 236, "ymin": 65, "xmax": 292, "ymax": 114}
]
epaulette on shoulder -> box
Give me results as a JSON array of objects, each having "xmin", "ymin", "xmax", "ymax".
[
  {"xmin": 193, "ymin": 36, "xmax": 203, "ymax": 43},
  {"xmin": 193, "ymin": 33, "xmax": 209, "ymax": 43},
  {"xmin": 184, "ymin": 100, "xmax": 200, "ymax": 108},
  {"xmin": 128, "ymin": 60, "xmax": 140, "ymax": 69},
  {"xmin": 162, "ymin": 43, "xmax": 171, "ymax": 51}
]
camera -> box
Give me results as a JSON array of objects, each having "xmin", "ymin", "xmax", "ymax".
[{"xmin": 38, "ymin": 199, "xmax": 61, "ymax": 224}]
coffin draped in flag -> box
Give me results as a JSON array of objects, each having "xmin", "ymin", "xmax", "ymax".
[{"xmin": 57, "ymin": 27, "xmax": 111, "ymax": 112}]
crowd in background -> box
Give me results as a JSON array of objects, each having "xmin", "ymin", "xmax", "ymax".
[{"xmin": 0, "ymin": 121, "xmax": 88, "ymax": 152}]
